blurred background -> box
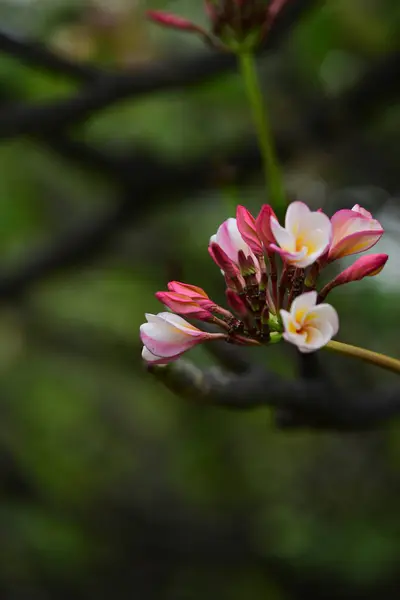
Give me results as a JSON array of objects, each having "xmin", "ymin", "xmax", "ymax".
[{"xmin": 0, "ymin": 0, "xmax": 399, "ymax": 598}]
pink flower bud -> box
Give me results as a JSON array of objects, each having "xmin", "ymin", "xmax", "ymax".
[
  {"xmin": 318, "ymin": 254, "xmax": 388, "ymax": 301},
  {"xmin": 166, "ymin": 281, "xmax": 215, "ymax": 311},
  {"xmin": 167, "ymin": 281, "xmax": 208, "ymax": 299},
  {"xmin": 226, "ymin": 289, "xmax": 248, "ymax": 318},
  {"xmin": 155, "ymin": 291, "xmax": 212, "ymax": 321},
  {"xmin": 255, "ymin": 204, "xmax": 278, "ymax": 249},
  {"xmin": 331, "ymin": 254, "xmax": 388, "ymax": 286},
  {"xmin": 236, "ymin": 205, "xmax": 263, "ymax": 254},
  {"xmin": 140, "ymin": 312, "xmax": 224, "ymax": 363},
  {"xmin": 146, "ymin": 10, "xmax": 206, "ymax": 34}
]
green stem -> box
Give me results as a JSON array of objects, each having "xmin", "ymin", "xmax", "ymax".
[
  {"xmin": 237, "ymin": 51, "xmax": 286, "ymax": 212},
  {"xmin": 325, "ymin": 340, "xmax": 400, "ymax": 375}
]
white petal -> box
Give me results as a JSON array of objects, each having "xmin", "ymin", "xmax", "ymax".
[
  {"xmin": 296, "ymin": 330, "xmax": 325, "ymax": 353},
  {"xmin": 290, "ymin": 291, "xmax": 317, "ymax": 325},
  {"xmin": 227, "ymin": 218, "xmax": 252, "ymax": 255},
  {"xmin": 209, "ymin": 234, "xmax": 217, "ymax": 244},
  {"xmin": 301, "ymin": 211, "xmax": 332, "ymax": 238},
  {"xmin": 145, "ymin": 313, "xmax": 159, "ymax": 323},
  {"xmin": 270, "ymin": 217, "xmax": 296, "ymax": 252},
  {"xmin": 305, "ymin": 304, "xmax": 339, "ymax": 337},
  {"xmin": 285, "ymin": 201, "xmax": 311, "ymax": 235},
  {"xmin": 283, "ymin": 330, "xmax": 308, "ymax": 347},
  {"xmin": 141, "ymin": 321, "xmax": 186, "ymax": 344},
  {"xmin": 161, "ymin": 312, "xmax": 203, "ymax": 335},
  {"xmin": 290, "ymin": 251, "xmax": 321, "ymax": 268},
  {"xmin": 280, "ymin": 309, "xmax": 301, "ymax": 333},
  {"xmin": 142, "ymin": 346, "xmax": 168, "ymax": 365}
]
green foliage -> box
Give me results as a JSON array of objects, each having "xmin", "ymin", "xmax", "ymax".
[{"xmin": 0, "ymin": 0, "xmax": 399, "ymax": 597}]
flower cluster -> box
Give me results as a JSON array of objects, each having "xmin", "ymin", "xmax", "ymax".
[
  {"xmin": 141, "ymin": 202, "xmax": 387, "ymax": 363},
  {"xmin": 147, "ymin": 0, "xmax": 288, "ymax": 52}
]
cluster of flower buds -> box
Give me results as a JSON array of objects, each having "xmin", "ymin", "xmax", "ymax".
[
  {"xmin": 140, "ymin": 201, "xmax": 387, "ymax": 363},
  {"xmin": 147, "ymin": 0, "xmax": 289, "ymax": 52}
]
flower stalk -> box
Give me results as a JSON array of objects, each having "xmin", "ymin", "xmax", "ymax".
[
  {"xmin": 325, "ymin": 341, "xmax": 400, "ymax": 375},
  {"xmin": 237, "ymin": 51, "xmax": 286, "ymax": 212}
]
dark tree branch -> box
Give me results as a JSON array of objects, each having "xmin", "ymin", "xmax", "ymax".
[
  {"xmin": 0, "ymin": 0, "xmax": 319, "ymax": 139},
  {"xmin": 149, "ymin": 358, "xmax": 400, "ymax": 431},
  {"xmin": 0, "ymin": 143, "xmax": 261, "ymax": 301},
  {"xmin": 0, "ymin": 28, "xmax": 103, "ymax": 81}
]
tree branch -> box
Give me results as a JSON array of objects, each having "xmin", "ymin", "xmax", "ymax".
[
  {"xmin": 149, "ymin": 358, "xmax": 400, "ymax": 430},
  {"xmin": 0, "ymin": 0, "xmax": 319, "ymax": 139},
  {"xmin": 0, "ymin": 28, "xmax": 102, "ymax": 81}
]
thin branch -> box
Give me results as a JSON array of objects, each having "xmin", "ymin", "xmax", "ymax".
[
  {"xmin": 0, "ymin": 28, "xmax": 102, "ymax": 81},
  {"xmin": 0, "ymin": 0, "xmax": 319, "ymax": 139}
]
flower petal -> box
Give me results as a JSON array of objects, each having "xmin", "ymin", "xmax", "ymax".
[
  {"xmin": 304, "ymin": 304, "xmax": 339, "ymax": 337},
  {"xmin": 328, "ymin": 229, "xmax": 383, "ymax": 260},
  {"xmin": 270, "ymin": 217, "xmax": 296, "ymax": 252},
  {"xmin": 142, "ymin": 346, "xmax": 178, "ymax": 365},
  {"xmin": 236, "ymin": 205, "xmax": 263, "ymax": 254},
  {"xmin": 255, "ymin": 204, "xmax": 277, "ymax": 248},
  {"xmin": 285, "ymin": 201, "xmax": 312, "ymax": 235},
  {"xmin": 289, "ymin": 291, "xmax": 318, "ymax": 325}
]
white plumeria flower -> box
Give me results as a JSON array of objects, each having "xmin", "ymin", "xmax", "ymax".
[
  {"xmin": 280, "ymin": 291, "xmax": 339, "ymax": 353},
  {"xmin": 270, "ymin": 201, "xmax": 332, "ymax": 268}
]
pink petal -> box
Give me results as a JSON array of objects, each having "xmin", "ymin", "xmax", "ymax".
[
  {"xmin": 155, "ymin": 292, "xmax": 212, "ymax": 320},
  {"xmin": 333, "ymin": 254, "xmax": 388, "ymax": 285},
  {"xmin": 352, "ymin": 204, "xmax": 373, "ymax": 219},
  {"xmin": 255, "ymin": 204, "xmax": 277, "ymax": 248},
  {"xmin": 142, "ymin": 346, "xmax": 181, "ymax": 365},
  {"xmin": 328, "ymin": 229, "xmax": 383, "ymax": 260},
  {"xmin": 209, "ymin": 242, "xmax": 240, "ymax": 277},
  {"xmin": 236, "ymin": 205, "xmax": 263, "ymax": 254},
  {"xmin": 167, "ymin": 281, "xmax": 208, "ymax": 299},
  {"xmin": 146, "ymin": 10, "xmax": 204, "ymax": 33}
]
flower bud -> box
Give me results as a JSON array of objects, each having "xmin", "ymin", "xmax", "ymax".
[
  {"xmin": 155, "ymin": 291, "xmax": 213, "ymax": 321},
  {"xmin": 226, "ymin": 289, "xmax": 248, "ymax": 318},
  {"xmin": 318, "ymin": 254, "xmax": 388, "ymax": 301}
]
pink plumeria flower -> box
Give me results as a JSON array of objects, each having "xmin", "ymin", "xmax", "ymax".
[
  {"xmin": 270, "ymin": 201, "xmax": 332, "ymax": 268},
  {"xmin": 140, "ymin": 312, "xmax": 225, "ymax": 364},
  {"xmin": 280, "ymin": 291, "xmax": 339, "ymax": 353},
  {"xmin": 328, "ymin": 204, "xmax": 383, "ymax": 261},
  {"xmin": 209, "ymin": 217, "xmax": 259, "ymax": 274}
]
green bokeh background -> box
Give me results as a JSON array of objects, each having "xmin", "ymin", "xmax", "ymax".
[{"xmin": 0, "ymin": 1, "xmax": 399, "ymax": 598}]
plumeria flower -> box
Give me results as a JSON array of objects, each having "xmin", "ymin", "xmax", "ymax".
[
  {"xmin": 270, "ymin": 201, "xmax": 332, "ymax": 268},
  {"xmin": 328, "ymin": 204, "xmax": 383, "ymax": 261},
  {"xmin": 280, "ymin": 291, "xmax": 339, "ymax": 353},
  {"xmin": 140, "ymin": 312, "xmax": 226, "ymax": 364}
]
